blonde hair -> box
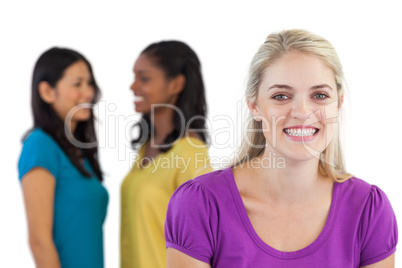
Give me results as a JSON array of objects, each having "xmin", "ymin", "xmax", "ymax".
[{"xmin": 232, "ymin": 29, "xmax": 352, "ymax": 182}]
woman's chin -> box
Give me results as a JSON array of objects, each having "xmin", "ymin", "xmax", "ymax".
[
  {"xmin": 72, "ymin": 112, "xmax": 92, "ymax": 123},
  {"xmin": 277, "ymin": 146, "xmax": 322, "ymax": 163},
  {"xmin": 134, "ymin": 105, "xmax": 150, "ymax": 114}
]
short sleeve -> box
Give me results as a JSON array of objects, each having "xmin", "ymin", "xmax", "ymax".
[
  {"xmin": 165, "ymin": 180, "xmax": 216, "ymax": 264},
  {"xmin": 359, "ymin": 186, "xmax": 398, "ymax": 266},
  {"xmin": 18, "ymin": 130, "xmax": 60, "ymax": 181}
]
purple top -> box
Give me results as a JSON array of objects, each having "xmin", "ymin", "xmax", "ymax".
[{"xmin": 165, "ymin": 168, "xmax": 398, "ymax": 267}]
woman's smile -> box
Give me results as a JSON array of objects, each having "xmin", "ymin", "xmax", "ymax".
[{"xmin": 283, "ymin": 126, "xmax": 320, "ymax": 142}]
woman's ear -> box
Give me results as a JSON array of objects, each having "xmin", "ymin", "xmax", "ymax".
[
  {"xmin": 338, "ymin": 94, "xmax": 344, "ymax": 109},
  {"xmin": 169, "ymin": 74, "xmax": 186, "ymax": 95},
  {"xmin": 247, "ymin": 99, "xmax": 262, "ymax": 121},
  {"xmin": 38, "ymin": 81, "xmax": 56, "ymax": 104}
]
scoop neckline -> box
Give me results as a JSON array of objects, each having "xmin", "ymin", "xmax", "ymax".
[{"xmin": 224, "ymin": 167, "xmax": 339, "ymax": 259}]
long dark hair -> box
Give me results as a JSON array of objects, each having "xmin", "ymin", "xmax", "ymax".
[
  {"xmin": 28, "ymin": 47, "xmax": 103, "ymax": 181},
  {"xmin": 131, "ymin": 41, "xmax": 208, "ymax": 152}
]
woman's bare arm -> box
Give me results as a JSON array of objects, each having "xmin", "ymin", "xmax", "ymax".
[
  {"xmin": 21, "ymin": 168, "xmax": 61, "ymax": 268},
  {"xmin": 167, "ymin": 248, "xmax": 211, "ymax": 268}
]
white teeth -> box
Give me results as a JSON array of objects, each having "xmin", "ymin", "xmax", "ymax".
[
  {"xmin": 135, "ymin": 96, "xmax": 144, "ymax": 101},
  {"xmin": 284, "ymin": 128, "xmax": 317, "ymax": 136}
]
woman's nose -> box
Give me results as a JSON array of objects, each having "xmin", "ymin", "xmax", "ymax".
[
  {"xmin": 130, "ymin": 80, "xmax": 138, "ymax": 92},
  {"xmin": 83, "ymin": 84, "xmax": 95, "ymax": 102},
  {"xmin": 289, "ymin": 98, "xmax": 313, "ymax": 121}
]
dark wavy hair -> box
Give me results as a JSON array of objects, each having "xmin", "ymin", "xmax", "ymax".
[
  {"xmin": 131, "ymin": 41, "xmax": 208, "ymax": 152},
  {"xmin": 27, "ymin": 47, "xmax": 103, "ymax": 181}
]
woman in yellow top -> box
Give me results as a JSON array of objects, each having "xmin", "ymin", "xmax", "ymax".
[{"xmin": 121, "ymin": 41, "xmax": 212, "ymax": 268}]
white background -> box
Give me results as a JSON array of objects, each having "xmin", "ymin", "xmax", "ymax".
[{"xmin": 1, "ymin": 0, "xmax": 401, "ymax": 267}]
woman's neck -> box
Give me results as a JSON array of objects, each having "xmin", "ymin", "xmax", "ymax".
[
  {"xmin": 246, "ymin": 151, "xmax": 331, "ymax": 207},
  {"xmin": 150, "ymin": 107, "xmax": 176, "ymax": 144}
]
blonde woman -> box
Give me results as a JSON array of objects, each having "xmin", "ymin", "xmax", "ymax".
[{"xmin": 165, "ymin": 30, "xmax": 397, "ymax": 267}]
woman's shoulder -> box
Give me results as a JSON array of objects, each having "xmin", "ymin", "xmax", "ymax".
[
  {"xmin": 174, "ymin": 135, "xmax": 208, "ymax": 152},
  {"xmin": 337, "ymin": 176, "xmax": 380, "ymax": 198},
  {"xmin": 173, "ymin": 168, "xmax": 231, "ymax": 200},
  {"xmin": 20, "ymin": 128, "xmax": 62, "ymax": 156},
  {"xmin": 18, "ymin": 128, "xmax": 61, "ymax": 180},
  {"xmin": 337, "ymin": 176, "xmax": 372, "ymax": 194},
  {"xmin": 23, "ymin": 128, "xmax": 58, "ymax": 147},
  {"xmin": 195, "ymin": 167, "xmax": 229, "ymax": 183},
  {"xmin": 167, "ymin": 169, "xmax": 231, "ymax": 225},
  {"xmin": 336, "ymin": 176, "xmax": 395, "ymax": 215}
]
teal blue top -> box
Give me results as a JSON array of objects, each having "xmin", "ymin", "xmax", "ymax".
[{"xmin": 18, "ymin": 128, "xmax": 109, "ymax": 268}]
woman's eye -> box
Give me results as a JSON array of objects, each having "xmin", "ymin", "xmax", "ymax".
[
  {"xmin": 74, "ymin": 83, "xmax": 82, "ymax": 87},
  {"xmin": 313, "ymin": 93, "xmax": 329, "ymax": 99},
  {"xmin": 273, "ymin": 94, "xmax": 289, "ymax": 100},
  {"xmin": 141, "ymin": 77, "xmax": 150, "ymax": 82}
]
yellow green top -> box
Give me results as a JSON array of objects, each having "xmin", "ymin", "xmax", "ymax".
[{"xmin": 120, "ymin": 136, "xmax": 212, "ymax": 268}]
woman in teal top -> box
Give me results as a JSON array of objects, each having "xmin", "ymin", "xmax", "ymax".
[{"xmin": 18, "ymin": 48, "xmax": 108, "ymax": 268}]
